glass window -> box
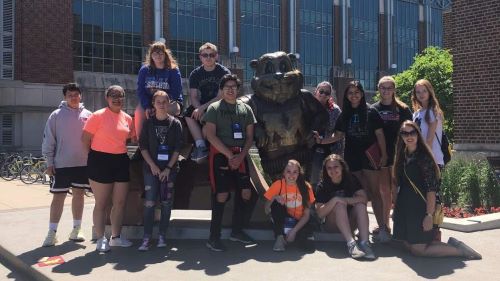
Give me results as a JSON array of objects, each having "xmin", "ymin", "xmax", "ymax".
[
  {"xmin": 169, "ymin": 0, "xmax": 218, "ymax": 77},
  {"xmin": 240, "ymin": 0, "xmax": 280, "ymax": 81},
  {"xmin": 299, "ymin": 0, "xmax": 334, "ymax": 87},
  {"xmin": 429, "ymin": 7, "xmax": 443, "ymax": 47},
  {"xmin": 72, "ymin": 0, "xmax": 143, "ymax": 74},
  {"xmin": 350, "ymin": 0, "xmax": 378, "ymax": 91},
  {"xmin": 393, "ymin": 0, "xmax": 419, "ymax": 73}
]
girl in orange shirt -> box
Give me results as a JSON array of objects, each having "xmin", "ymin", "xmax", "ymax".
[{"xmin": 264, "ymin": 160, "xmax": 315, "ymax": 252}]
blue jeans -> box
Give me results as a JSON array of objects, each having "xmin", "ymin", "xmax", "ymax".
[{"xmin": 142, "ymin": 166, "xmax": 178, "ymax": 238}]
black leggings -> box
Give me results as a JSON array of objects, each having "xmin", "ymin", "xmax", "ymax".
[{"xmin": 270, "ymin": 201, "xmax": 313, "ymax": 240}]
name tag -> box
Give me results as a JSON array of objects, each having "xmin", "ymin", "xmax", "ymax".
[
  {"xmin": 232, "ymin": 123, "xmax": 243, "ymax": 140},
  {"xmin": 157, "ymin": 145, "xmax": 169, "ymax": 161},
  {"xmin": 157, "ymin": 154, "xmax": 169, "ymax": 161}
]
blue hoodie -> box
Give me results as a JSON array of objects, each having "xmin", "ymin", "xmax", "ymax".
[{"xmin": 42, "ymin": 101, "xmax": 92, "ymax": 168}]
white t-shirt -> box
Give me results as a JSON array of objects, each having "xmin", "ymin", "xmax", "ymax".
[{"xmin": 413, "ymin": 109, "xmax": 444, "ymax": 165}]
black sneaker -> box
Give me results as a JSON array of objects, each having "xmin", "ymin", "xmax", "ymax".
[
  {"xmin": 229, "ymin": 231, "xmax": 256, "ymax": 245},
  {"xmin": 206, "ymin": 239, "xmax": 226, "ymax": 252}
]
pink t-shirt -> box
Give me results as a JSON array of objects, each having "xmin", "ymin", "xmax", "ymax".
[{"xmin": 83, "ymin": 107, "xmax": 135, "ymax": 154}]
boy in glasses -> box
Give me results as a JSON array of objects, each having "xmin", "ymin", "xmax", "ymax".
[{"xmin": 185, "ymin": 42, "xmax": 231, "ymax": 163}]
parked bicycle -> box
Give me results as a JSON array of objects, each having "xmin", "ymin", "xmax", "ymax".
[{"xmin": 20, "ymin": 158, "xmax": 50, "ymax": 184}]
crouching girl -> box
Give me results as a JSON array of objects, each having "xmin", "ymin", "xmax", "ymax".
[{"xmin": 264, "ymin": 160, "xmax": 315, "ymax": 253}]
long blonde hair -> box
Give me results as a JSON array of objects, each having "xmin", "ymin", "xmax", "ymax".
[{"xmin": 411, "ymin": 79, "xmax": 444, "ymax": 124}]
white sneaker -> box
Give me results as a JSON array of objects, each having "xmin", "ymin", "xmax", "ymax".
[
  {"xmin": 359, "ymin": 241, "xmax": 376, "ymax": 260},
  {"xmin": 42, "ymin": 229, "xmax": 58, "ymax": 247},
  {"xmin": 273, "ymin": 235, "xmax": 286, "ymax": 252},
  {"xmin": 69, "ymin": 226, "xmax": 86, "ymax": 242},
  {"xmin": 109, "ymin": 236, "xmax": 133, "ymax": 247},
  {"xmin": 96, "ymin": 237, "xmax": 110, "ymax": 252}
]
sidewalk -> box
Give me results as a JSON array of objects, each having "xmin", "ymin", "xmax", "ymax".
[{"xmin": 0, "ymin": 179, "xmax": 499, "ymax": 281}]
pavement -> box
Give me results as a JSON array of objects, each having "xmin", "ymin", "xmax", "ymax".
[{"xmin": 1, "ymin": 179, "xmax": 499, "ymax": 281}]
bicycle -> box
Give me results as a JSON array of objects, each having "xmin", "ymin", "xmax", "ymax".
[
  {"xmin": 0, "ymin": 154, "xmax": 24, "ymax": 181},
  {"xmin": 20, "ymin": 158, "xmax": 49, "ymax": 184}
]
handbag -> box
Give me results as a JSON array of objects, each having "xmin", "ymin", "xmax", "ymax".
[
  {"xmin": 365, "ymin": 142, "xmax": 381, "ymax": 170},
  {"xmin": 403, "ymin": 165, "xmax": 444, "ymax": 226}
]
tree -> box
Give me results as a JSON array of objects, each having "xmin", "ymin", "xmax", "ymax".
[{"xmin": 394, "ymin": 47, "xmax": 454, "ymax": 139}]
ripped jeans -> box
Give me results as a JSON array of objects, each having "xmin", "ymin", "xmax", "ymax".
[{"xmin": 142, "ymin": 165, "xmax": 178, "ymax": 238}]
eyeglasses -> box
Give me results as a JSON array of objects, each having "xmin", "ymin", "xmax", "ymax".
[
  {"xmin": 223, "ymin": 85, "xmax": 238, "ymax": 91},
  {"xmin": 379, "ymin": 86, "xmax": 395, "ymax": 91},
  {"xmin": 318, "ymin": 89, "xmax": 331, "ymax": 96},
  {"xmin": 200, "ymin": 53, "xmax": 216, "ymax": 58},
  {"xmin": 108, "ymin": 94, "xmax": 125, "ymax": 100},
  {"xmin": 399, "ymin": 130, "xmax": 417, "ymax": 137}
]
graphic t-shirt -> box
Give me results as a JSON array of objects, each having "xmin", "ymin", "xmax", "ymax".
[
  {"xmin": 189, "ymin": 63, "xmax": 231, "ymax": 105},
  {"xmin": 334, "ymin": 106, "xmax": 384, "ymax": 171},
  {"xmin": 315, "ymin": 176, "xmax": 363, "ymax": 204},
  {"xmin": 136, "ymin": 65, "xmax": 183, "ymax": 109},
  {"xmin": 139, "ymin": 116, "xmax": 183, "ymax": 170},
  {"xmin": 83, "ymin": 108, "xmax": 135, "ymax": 154},
  {"xmin": 264, "ymin": 179, "xmax": 316, "ymax": 220},
  {"xmin": 413, "ymin": 109, "xmax": 444, "ymax": 165},
  {"xmin": 372, "ymin": 102, "xmax": 412, "ymax": 165}
]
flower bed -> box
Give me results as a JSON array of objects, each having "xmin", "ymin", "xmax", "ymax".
[{"xmin": 443, "ymin": 206, "xmax": 500, "ymax": 218}]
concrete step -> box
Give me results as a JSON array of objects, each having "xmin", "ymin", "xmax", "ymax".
[{"xmin": 96, "ymin": 209, "xmax": 344, "ymax": 242}]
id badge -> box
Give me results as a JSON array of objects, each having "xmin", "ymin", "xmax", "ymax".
[
  {"xmin": 232, "ymin": 123, "xmax": 243, "ymax": 140},
  {"xmin": 157, "ymin": 145, "xmax": 169, "ymax": 161}
]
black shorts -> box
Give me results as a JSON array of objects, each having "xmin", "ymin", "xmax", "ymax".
[
  {"xmin": 182, "ymin": 105, "xmax": 206, "ymax": 120},
  {"xmin": 212, "ymin": 153, "xmax": 251, "ymax": 194},
  {"xmin": 87, "ymin": 150, "xmax": 130, "ymax": 184},
  {"xmin": 50, "ymin": 166, "xmax": 90, "ymax": 194}
]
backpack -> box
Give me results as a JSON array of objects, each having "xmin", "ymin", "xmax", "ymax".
[{"xmin": 435, "ymin": 131, "xmax": 452, "ymax": 165}]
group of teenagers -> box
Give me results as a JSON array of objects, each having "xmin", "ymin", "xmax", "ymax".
[{"xmin": 40, "ymin": 41, "xmax": 481, "ymax": 260}]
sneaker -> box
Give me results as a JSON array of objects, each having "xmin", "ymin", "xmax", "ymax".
[
  {"xmin": 42, "ymin": 230, "xmax": 58, "ymax": 247},
  {"xmin": 109, "ymin": 236, "xmax": 133, "ymax": 247},
  {"xmin": 229, "ymin": 231, "xmax": 256, "ymax": 245},
  {"xmin": 447, "ymin": 237, "xmax": 482, "ymax": 260},
  {"xmin": 191, "ymin": 146, "xmax": 208, "ymax": 163},
  {"xmin": 273, "ymin": 235, "xmax": 286, "ymax": 252},
  {"xmin": 359, "ymin": 241, "xmax": 376, "ymax": 260},
  {"xmin": 96, "ymin": 237, "xmax": 110, "ymax": 252},
  {"xmin": 157, "ymin": 235, "xmax": 167, "ymax": 248},
  {"xmin": 138, "ymin": 238, "xmax": 151, "ymax": 251},
  {"xmin": 69, "ymin": 226, "xmax": 85, "ymax": 242},
  {"xmin": 206, "ymin": 239, "xmax": 226, "ymax": 252},
  {"xmin": 348, "ymin": 241, "xmax": 366, "ymax": 259},
  {"xmin": 373, "ymin": 227, "xmax": 391, "ymax": 243}
]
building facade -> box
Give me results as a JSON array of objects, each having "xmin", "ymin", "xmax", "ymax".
[
  {"xmin": 0, "ymin": 0, "xmax": 448, "ymax": 152},
  {"xmin": 444, "ymin": 0, "xmax": 500, "ymax": 154}
]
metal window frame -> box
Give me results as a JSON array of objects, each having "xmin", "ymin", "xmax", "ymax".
[{"xmin": 1, "ymin": 0, "xmax": 15, "ymax": 80}]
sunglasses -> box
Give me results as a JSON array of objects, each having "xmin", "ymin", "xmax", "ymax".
[
  {"xmin": 399, "ymin": 130, "xmax": 417, "ymax": 137},
  {"xmin": 318, "ymin": 89, "xmax": 331, "ymax": 96},
  {"xmin": 200, "ymin": 53, "xmax": 216, "ymax": 58}
]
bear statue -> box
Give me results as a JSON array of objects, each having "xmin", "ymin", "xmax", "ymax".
[{"xmin": 244, "ymin": 51, "xmax": 328, "ymax": 179}]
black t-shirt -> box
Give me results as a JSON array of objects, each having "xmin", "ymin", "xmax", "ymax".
[
  {"xmin": 371, "ymin": 102, "xmax": 412, "ymax": 165},
  {"xmin": 315, "ymin": 176, "xmax": 363, "ymax": 204},
  {"xmin": 189, "ymin": 63, "xmax": 231, "ymax": 105},
  {"xmin": 334, "ymin": 107, "xmax": 383, "ymax": 151},
  {"xmin": 139, "ymin": 116, "xmax": 183, "ymax": 170}
]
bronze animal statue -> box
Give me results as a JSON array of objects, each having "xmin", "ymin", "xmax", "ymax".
[{"xmin": 244, "ymin": 51, "xmax": 328, "ymax": 179}]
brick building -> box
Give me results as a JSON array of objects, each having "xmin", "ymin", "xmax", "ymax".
[
  {"xmin": 444, "ymin": 0, "xmax": 500, "ymax": 154},
  {"xmin": 0, "ymin": 0, "xmax": 448, "ymax": 152}
]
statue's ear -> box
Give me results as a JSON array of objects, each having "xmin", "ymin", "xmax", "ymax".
[
  {"xmin": 250, "ymin": 60, "xmax": 258, "ymax": 70},
  {"xmin": 288, "ymin": 53, "xmax": 297, "ymax": 63}
]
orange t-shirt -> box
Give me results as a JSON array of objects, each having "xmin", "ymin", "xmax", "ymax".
[
  {"xmin": 264, "ymin": 179, "xmax": 315, "ymax": 220},
  {"xmin": 83, "ymin": 107, "xmax": 135, "ymax": 154}
]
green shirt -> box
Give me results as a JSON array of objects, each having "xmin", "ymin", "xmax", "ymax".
[{"xmin": 202, "ymin": 99, "xmax": 257, "ymax": 147}]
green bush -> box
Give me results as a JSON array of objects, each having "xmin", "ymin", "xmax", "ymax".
[{"xmin": 441, "ymin": 157, "xmax": 500, "ymax": 208}]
